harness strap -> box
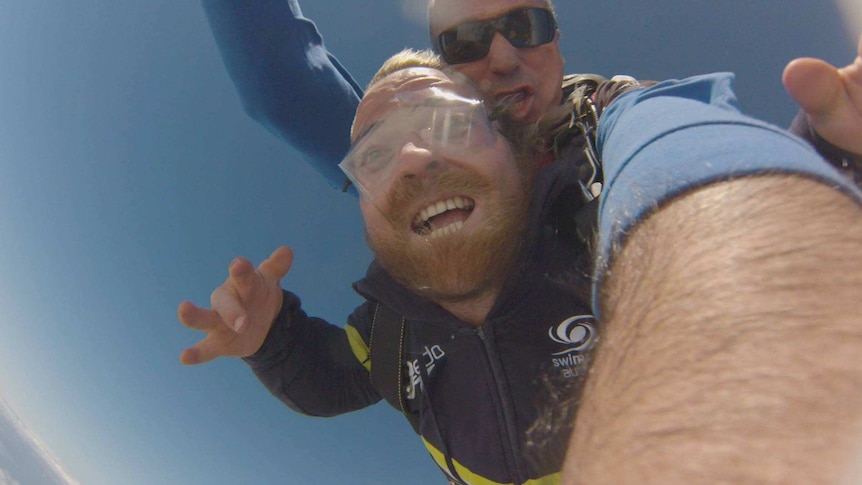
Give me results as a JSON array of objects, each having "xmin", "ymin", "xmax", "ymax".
[{"xmin": 369, "ymin": 302, "xmax": 420, "ymax": 433}]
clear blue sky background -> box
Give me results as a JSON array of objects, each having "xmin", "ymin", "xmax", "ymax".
[{"xmin": 0, "ymin": 1, "xmax": 857, "ymax": 484}]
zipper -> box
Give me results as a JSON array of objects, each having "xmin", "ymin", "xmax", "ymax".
[{"xmin": 476, "ymin": 326, "xmax": 528, "ymax": 484}]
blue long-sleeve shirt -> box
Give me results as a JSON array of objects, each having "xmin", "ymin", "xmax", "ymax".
[
  {"xmin": 201, "ymin": 0, "xmax": 860, "ymax": 201},
  {"xmin": 202, "ymin": 0, "xmax": 363, "ymax": 191},
  {"xmin": 593, "ymin": 72, "xmax": 862, "ymax": 315}
]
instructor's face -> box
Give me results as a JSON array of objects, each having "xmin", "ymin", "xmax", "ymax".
[{"xmin": 429, "ymin": 0, "xmax": 564, "ymax": 123}]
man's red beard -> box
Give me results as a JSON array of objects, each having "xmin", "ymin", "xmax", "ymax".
[{"xmin": 366, "ymin": 164, "xmax": 531, "ymax": 302}]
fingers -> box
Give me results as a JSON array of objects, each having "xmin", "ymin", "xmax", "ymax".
[
  {"xmin": 205, "ymin": 255, "xmax": 258, "ymax": 334},
  {"xmin": 179, "ymin": 339, "xmax": 222, "ymax": 366},
  {"xmin": 177, "ymin": 301, "xmax": 236, "ymax": 364},
  {"xmin": 178, "ymin": 302, "xmax": 221, "ymax": 365},
  {"xmin": 259, "ymin": 246, "xmax": 295, "ymax": 282},
  {"xmin": 179, "ymin": 346, "xmax": 203, "ymax": 365},
  {"xmin": 782, "ymin": 57, "xmax": 842, "ymax": 117},
  {"xmin": 228, "ymin": 255, "xmax": 255, "ymax": 279},
  {"xmin": 845, "ymin": 33, "xmax": 862, "ymax": 84},
  {"xmin": 177, "ymin": 300, "xmax": 222, "ymax": 331},
  {"xmin": 179, "ymin": 247, "xmax": 293, "ymax": 365},
  {"xmin": 227, "ymin": 256, "xmax": 257, "ymax": 296}
]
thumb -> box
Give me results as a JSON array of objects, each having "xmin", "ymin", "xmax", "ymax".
[
  {"xmin": 783, "ymin": 57, "xmax": 843, "ymax": 117},
  {"xmin": 258, "ymin": 246, "xmax": 295, "ymax": 283}
]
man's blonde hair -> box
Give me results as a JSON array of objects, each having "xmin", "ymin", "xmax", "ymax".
[
  {"xmin": 360, "ymin": 47, "xmax": 563, "ymax": 186},
  {"xmin": 366, "ymin": 49, "xmax": 442, "ymax": 91}
]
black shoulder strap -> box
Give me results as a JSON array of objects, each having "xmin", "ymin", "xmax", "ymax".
[{"xmin": 369, "ymin": 302, "xmax": 420, "ymax": 433}]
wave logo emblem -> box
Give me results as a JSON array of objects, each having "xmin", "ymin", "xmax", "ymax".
[{"xmin": 549, "ymin": 315, "xmax": 596, "ymax": 355}]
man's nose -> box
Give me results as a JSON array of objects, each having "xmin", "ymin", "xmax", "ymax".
[
  {"xmin": 486, "ymin": 33, "xmax": 519, "ymax": 75},
  {"xmin": 395, "ymin": 141, "xmax": 446, "ymax": 181}
]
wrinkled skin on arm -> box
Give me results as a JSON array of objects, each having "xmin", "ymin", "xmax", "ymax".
[{"xmin": 562, "ymin": 176, "xmax": 862, "ymax": 484}]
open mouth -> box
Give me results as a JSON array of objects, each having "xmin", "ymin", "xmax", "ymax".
[
  {"xmin": 411, "ymin": 196, "xmax": 475, "ymax": 238},
  {"xmin": 495, "ymin": 88, "xmax": 531, "ymax": 113}
]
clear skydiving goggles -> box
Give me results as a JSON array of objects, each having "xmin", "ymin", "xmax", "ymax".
[{"xmin": 339, "ymin": 87, "xmax": 501, "ymax": 200}]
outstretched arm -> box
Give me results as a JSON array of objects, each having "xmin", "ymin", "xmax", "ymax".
[
  {"xmin": 562, "ymin": 75, "xmax": 862, "ymax": 483},
  {"xmin": 783, "ymin": 32, "xmax": 862, "ymax": 154},
  {"xmin": 564, "ymin": 176, "xmax": 862, "ymax": 484},
  {"xmin": 201, "ymin": 0, "xmax": 363, "ymax": 191},
  {"xmin": 178, "ymin": 246, "xmax": 380, "ymax": 415}
]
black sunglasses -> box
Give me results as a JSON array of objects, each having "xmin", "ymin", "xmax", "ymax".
[{"xmin": 433, "ymin": 8, "xmax": 558, "ymax": 65}]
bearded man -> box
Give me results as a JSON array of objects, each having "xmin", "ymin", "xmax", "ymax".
[
  {"xmin": 180, "ymin": 52, "xmax": 599, "ymax": 484},
  {"xmin": 180, "ymin": 44, "xmax": 862, "ymax": 483}
]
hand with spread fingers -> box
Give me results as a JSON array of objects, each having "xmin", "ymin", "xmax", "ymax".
[
  {"xmin": 178, "ymin": 246, "xmax": 294, "ymax": 365},
  {"xmin": 783, "ymin": 32, "xmax": 862, "ymax": 154}
]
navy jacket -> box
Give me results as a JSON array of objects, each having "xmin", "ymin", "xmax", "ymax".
[{"xmin": 246, "ymin": 148, "xmax": 600, "ymax": 484}]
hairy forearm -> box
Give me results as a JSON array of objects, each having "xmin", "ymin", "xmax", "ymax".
[{"xmin": 564, "ymin": 175, "xmax": 862, "ymax": 484}]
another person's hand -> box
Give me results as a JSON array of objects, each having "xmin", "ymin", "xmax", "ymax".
[
  {"xmin": 783, "ymin": 33, "xmax": 862, "ymax": 153},
  {"xmin": 178, "ymin": 246, "xmax": 294, "ymax": 365}
]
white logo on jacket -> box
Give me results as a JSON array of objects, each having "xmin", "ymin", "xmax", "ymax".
[
  {"xmin": 549, "ymin": 315, "xmax": 596, "ymax": 378},
  {"xmin": 405, "ymin": 344, "xmax": 445, "ymax": 400}
]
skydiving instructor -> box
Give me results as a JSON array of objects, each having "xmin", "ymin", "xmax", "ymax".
[{"xmin": 199, "ymin": 0, "xmax": 862, "ymax": 191}]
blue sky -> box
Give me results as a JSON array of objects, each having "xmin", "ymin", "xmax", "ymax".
[{"xmin": 0, "ymin": 1, "xmax": 857, "ymax": 484}]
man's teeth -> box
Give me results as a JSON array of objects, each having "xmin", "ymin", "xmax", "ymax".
[
  {"xmin": 415, "ymin": 197, "xmax": 473, "ymax": 226},
  {"xmin": 412, "ymin": 196, "xmax": 475, "ymax": 237},
  {"xmin": 498, "ymin": 90, "xmax": 527, "ymax": 108},
  {"xmin": 429, "ymin": 221, "xmax": 464, "ymax": 239}
]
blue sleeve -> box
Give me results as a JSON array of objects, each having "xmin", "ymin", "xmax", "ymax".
[
  {"xmin": 594, "ymin": 72, "xmax": 862, "ymax": 309},
  {"xmin": 201, "ymin": 0, "xmax": 363, "ymax": 193}
]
